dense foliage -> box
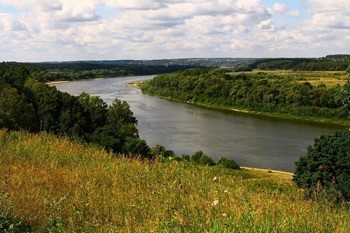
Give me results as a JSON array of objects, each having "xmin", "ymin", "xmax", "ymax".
[
  {"xmin": 31, "ymin": 65, "xmax": 194, "ymax": 82},
  {"xmin": 247, "ymin": 57, "xmax": 349, "ymax": 71},
  {"xmin": 293, "ymin": 130, "xmax": 350, "ymax": 201},
  {"xmin": 0, "ymin": 63, "xmax": 145, "ymax": 156},
  {"xmin": 0, "ymin": 61, "xmax": 196, "ymax": 83},
  {"xmin": 150, "ymin": 145, "xmax": 240, "ymax": 169},
  {"xmin": 141, "ymin": 68, "xmax": 347, "ymax": 120}
]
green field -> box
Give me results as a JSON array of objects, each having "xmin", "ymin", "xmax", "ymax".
[
  {"xmin": 1, "ymin": 130, "xmax": 350, "ymax": 232},
  {"xmin": 234, "ymin": 70, "xmax": 348, "ymax": 87}
]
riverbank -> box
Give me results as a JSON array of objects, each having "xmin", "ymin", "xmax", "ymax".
[
  {"xmin": 46, "ymin": 80, "xmax": 69, "ymax": 85},
  {"xmin": 241, "ymin": 166, "xmax": 293, "ymax": 178},
  {"xmin": 138, "ymin": 82, "xmax": 350, "ymax": 127}
]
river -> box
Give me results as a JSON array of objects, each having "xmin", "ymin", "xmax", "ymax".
[{"xmin": 52, "ymin": 75, "xmax": 344, "ymax": 172}]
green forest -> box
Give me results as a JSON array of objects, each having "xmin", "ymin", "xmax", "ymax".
[
  {"xmin": 241, "ymin": 56, "xmax": 349, "ymax": 71},
  {"xmin": 141, "ymin": 68, "xmax": 350, "ymax": 124},
  {"xmin": 0, "ymin": 62, "xmax": 196, "ymax": 83},
  {"xmin": 0, "ymin": 62, "xmax": 149, "ymax": 156}
]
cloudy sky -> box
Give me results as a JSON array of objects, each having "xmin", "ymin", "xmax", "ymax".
[{"xmin": 0, "ymin": 0, "xmax": 349, "ymax": 61}]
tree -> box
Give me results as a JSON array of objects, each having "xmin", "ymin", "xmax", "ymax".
[
  {"xmin": 191, "ymin": 150, "xmax": 215, "ymax": 166},
  {"xmin": 217, "ymin": 157, "xmax": 240, "ymax": 170},
  {"xmin": 102, "ymin": 98, "xmax": 139, "ymax": 153},
  {"xmin": 25, "ymin": 79, "xmax": 62, "ymax": 132},
  {"xmin": 124, "ymin": 137, "xmax": 151, "ymax": 158},
  {"xmin": 78, "ymin": 93, "xmax": 108, "ymax": 132},
  {"xmin": 0, "ymin": 87, "xmax": 37, "ymax": 130},
  {"xmin": 343, "ymin": 80, "xmax": 350, "ymax": 115},
  {"xmin": 293, "ymin": 130, "xmax": 350, "ymax": 201}
]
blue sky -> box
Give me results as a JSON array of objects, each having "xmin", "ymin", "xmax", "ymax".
[
  {"xmin": 0, "ymin": 5, "xmax": 22, "ymax": 14},
  {"xmin": 0, "ymin": 0, "xmax": 349, "ymax": 62}
]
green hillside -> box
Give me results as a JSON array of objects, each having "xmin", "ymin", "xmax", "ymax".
[{"xmin": 1, "ymin": 130, "xmax": 350, "ymax": 232}]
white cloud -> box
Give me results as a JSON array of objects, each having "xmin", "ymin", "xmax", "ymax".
[
  {"xmin": 0, "ymin": 0, "xmax": 349, "ymax": 61},
  {"xmin": 270, "ymin": 3, "xmax": 301, "ymax": 17}
]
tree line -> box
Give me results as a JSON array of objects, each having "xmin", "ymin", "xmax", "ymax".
[
  {"xmin": 0, "ymin": 62, "xmax": 197, "ymax": 83},
  {"xmin": 0, "ymin": 62, "xmax": 149, "ymax": 156},
  {"xmin": 141, "ymin": 68, "xmax": 348, "ymax": 120},
  {"xmin": 242, "ymin": 57, "xmax": 349, "ymax": 71}
]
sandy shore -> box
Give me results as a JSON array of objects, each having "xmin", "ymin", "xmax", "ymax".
[
  {"xmin": 46, "ymin": 80, "xmax": 69, "ymax": 85},
  {"xmin": 242, "ymin": 166, "xmax": 293, "ymax": 178},
  {"xmin": 128, "ymin": 81, "xmax": 143, "ymax": 88}
]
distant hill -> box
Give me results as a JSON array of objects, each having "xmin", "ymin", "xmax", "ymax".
[
  {"xmin": 243, "ymin": 56, "xmax": 349, "ymax": 71},
  {"xmin": 325, "ymin": 54, "xmax": 350, "ymax": 60},
  {"xmin": 33, "ymin": 58, "xmax": 257, "ymax": 69}
]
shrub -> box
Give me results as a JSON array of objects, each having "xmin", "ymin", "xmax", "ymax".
[
  {"xmin": 293, "ymin": 129, "xmax": 350, "ymax": 201},
  {"xmin": 180, "ymin": 154, "xmax": 191, "ymax": 162},
  {"xmin": 0, "ymin": 211, "xmax": 31, "ymax": 233},
  {"xmin": 191, "ymin": 151, "xmax": 215, "ymax": 166},
  {"xmin": 150, "ymin": 144, "xmax": 166, "ymax": 157},
  {"xmin": 217, "ymin": 157, "xmax": 240, "ymax": 170},
  {"xmin": 124, "ymin": 137, "xmax": 151, "ymax": 159}
]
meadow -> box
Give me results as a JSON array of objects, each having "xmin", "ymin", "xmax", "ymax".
[
  {"xmin": 247, "ymin": 70, "xmax": 348, "ymax": 87},
  {"xmin": 1, "ymin": 129, "xmax": 350, "ymax": 232}
]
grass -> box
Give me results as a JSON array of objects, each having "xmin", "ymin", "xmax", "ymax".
[
  {"xmin": 1, "ymin": 129, "xmax": 350, "ymax": 232},
  {"xmin": 236, "ymin": 70, "xmax": 348, "ymax": 87}
]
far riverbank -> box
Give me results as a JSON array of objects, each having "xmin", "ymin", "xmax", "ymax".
[{"xmin": 137, "ymin": 81, "xmax": 350, "ymax": 127}]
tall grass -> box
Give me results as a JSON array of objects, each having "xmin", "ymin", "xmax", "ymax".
[{"xmin": 1, "ymin": 129, "xmax": 350, "ymax": 232}]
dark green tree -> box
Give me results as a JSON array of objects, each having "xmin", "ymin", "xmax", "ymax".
[
  {"xmin": 78, "ymin": 92, "xmax": 108, "ymax": 130},
  {"xmin": 217, "ymin": 157, "xmax": 240, "ymax": 170},
  {"xmin": 293, "ymin": 130, "xmax": 350, "ymax": 201},
  {"xmin": 191, "ymin": 150, "xmax": 215, "ymax": 166},
  {"xmin": 98, "ymin": 98, "xmax": 139, "ymax": 153},
  {"xmin": 343, "ymin": 80, "xmax": 350, "ymax": 115},
  {"xmin": 124, "ymin": 137, "xmax": 151, "ymax": 158},
  {"xmin": 0, "ymin": 87, "xmax": 37, "ymax": 130}
]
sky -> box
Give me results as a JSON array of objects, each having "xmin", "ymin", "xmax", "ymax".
[{"xmin": 0, "ymin": 0, "xmax": 349, "ymax": 62}]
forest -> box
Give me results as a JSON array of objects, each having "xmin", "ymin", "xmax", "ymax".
[
  {"xmin": 141, "ymin": 67, "xmax": 350, "ymax": 122},
  {"xmin": 0, "ymin": 62, "xmax": 196, "ymax": 83},
  {"xmin": 243, "ymin": 56, "xmax": 349, "ymax": 71},
  {"xmin": 0, "ymin": 62, "xmax": 149, "ymax": 156}
]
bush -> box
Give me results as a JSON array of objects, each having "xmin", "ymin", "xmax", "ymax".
[
  {"xmin": 180, "ymin": 154, "xmax": 191, "ymax": 162},
  {"xmin": 217, "ymin": 157, "xmax": 240, "ymax": 170},
  {"xmin": 124, "ymin": 137, "xmax": 151, "ymax": 159},
  {"xmin": 191, "ymin": 151, "xmax": 215, "ymax": 166},
  {"xmin": 293, "ymin": 129, "xmax": 350, "ymax": 201},
  {"xmin": 0, "ymin": 211, "xmax": 31, "ymax": 233}
]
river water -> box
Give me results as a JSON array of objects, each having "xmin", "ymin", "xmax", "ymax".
[{"xmin": 52, "ymin": 75, "xmax": 344, "ymax": 172}]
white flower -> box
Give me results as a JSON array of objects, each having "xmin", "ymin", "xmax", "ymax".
[
  {"xmin": 222, "ymin": 213, "xmax": 227, "ymax": 217},
  {"xmin": 211, "ymin": 199, "xmax": 219, "ymax": 206},
  {"xmin": 224, "ymin": 189, "xmax": 229, "ymax": 194},
  {"xmin": 213, "ymin": 176, "xmax": 218, "ymax": 181}
]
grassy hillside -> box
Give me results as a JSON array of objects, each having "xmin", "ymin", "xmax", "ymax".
[{"xmin": 1, "ymin": 130, "xmax": 350, "ymax": 232}]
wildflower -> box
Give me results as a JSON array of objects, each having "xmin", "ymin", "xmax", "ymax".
[
  {"xmin": 213, "ymin": 176, "xmax": 218, "ymax": 181},
  {"xmin": 224, "ymin": 189, "xmax": 229, "ymax": 194},
  {"xmin": 211, "ymin": 199, "xmax": 219, "ymax": 206},
  {"xmin": 222, "ymin": 213, "xmax": 227, "ymax": 217}
]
